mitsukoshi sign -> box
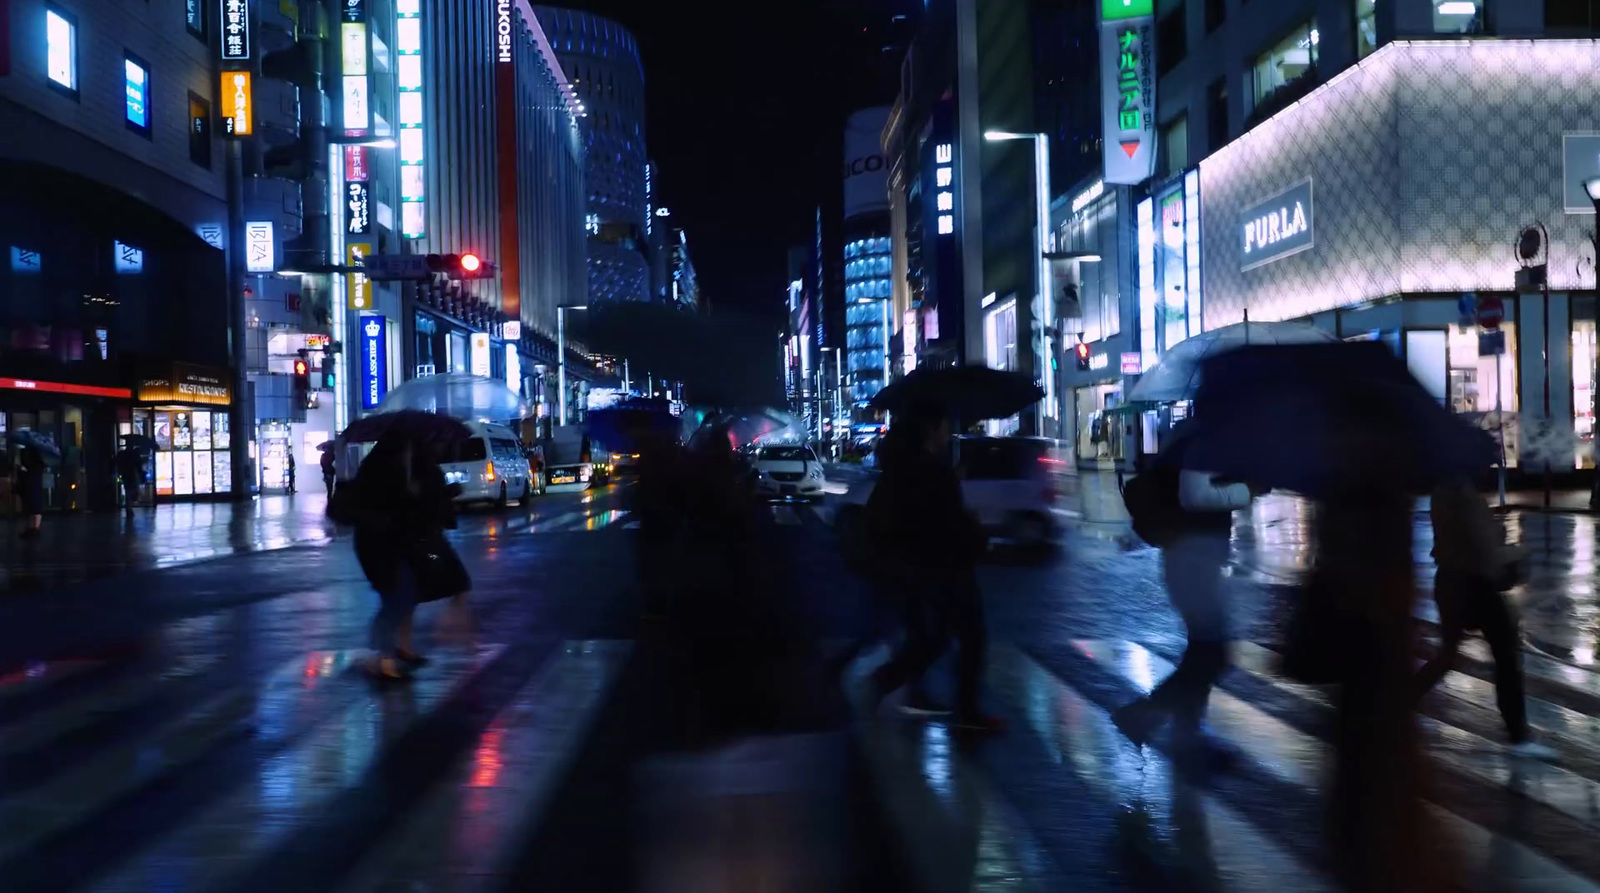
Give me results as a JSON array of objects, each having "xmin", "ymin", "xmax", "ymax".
[
  {"xmin": 1098, "ymin": 0, "xmax": 1155, "ymax": 185},
  {"xmin": 1240, "ymin": 179, "xmax": 1314, "ymax": 271}
]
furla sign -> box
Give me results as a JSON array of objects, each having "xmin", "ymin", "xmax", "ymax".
[{"xmin": 1240, "ymin": 179, "xmax": 1314, "ymax": 271}]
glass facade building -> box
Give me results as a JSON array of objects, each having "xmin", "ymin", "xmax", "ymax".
[{"xmin": 845, "ymin": 235, "xmax": 892, "ymax": 402}]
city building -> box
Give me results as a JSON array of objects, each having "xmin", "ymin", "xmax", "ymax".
[
  {"xmin": 883, "ymin": 0, "xmax": 1057, "ymax": 436},
  {"xmin": 0, "ymin": 0, "xmax": 306, "ymax": 505},
  {"xmin": 534, "ymin": 7, "xmax": 650, "ymax": 306},
  {"xmin": 1080, "ymin": 0, "xmax": 1600, "ymax": 473},
  {"xmin": 842, "ymin": 106, "xmax": 894, "ymax": 408},
  {"xmin": 667, "ymin": 227, "xmax": 700, "ymax": 311}
]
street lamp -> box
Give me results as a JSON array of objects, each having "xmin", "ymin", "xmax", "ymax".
[
  {"xmin": 557, "ymin": 304, "xmax": 588, "ymax": 426},
  {"xmin": 984, "ymin": 130, "xmax": 1055, "ymax": 437}
]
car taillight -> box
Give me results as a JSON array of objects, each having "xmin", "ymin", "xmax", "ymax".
[{"xmin": 485, "ymin": 461, "xmax": 496, "ymax": 482}]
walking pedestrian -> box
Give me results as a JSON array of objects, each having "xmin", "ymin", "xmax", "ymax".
[
  {"xmin": 1114, "ymin": 451, "xmax": 1258, "ymax": 750},
  {"xmin": 285, "ymin": 451, "xmax": 297, "ymax": 494},
  {"xmin": 632, "ymin": 430, "xmax": 684, "ymax": 620},
  {"xmin": 348, "ymin": 432, "xmax": 459, "ymax": 681},
  {"xmin": 1415, "ymin": 476, "xmax": 1555, "ymax": 758},
  {"xmin": 865, "ymin": 402, "xmax": 1000, "ymax": 732},
  {"xmin": 16, "ymin": 446, "xmax": 45, "ymax": 539},
  {"xmin": 115, "ymin": 447, "xmax": 145, "ymax": 516},
  {"xmin": 320, "ymin": 447, "xmax": 337, "ymax": 499}
]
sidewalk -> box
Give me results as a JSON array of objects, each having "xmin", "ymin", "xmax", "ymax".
[{"xmin": 0, "ymin": 493, "xmax": 336, "ymax": 589}]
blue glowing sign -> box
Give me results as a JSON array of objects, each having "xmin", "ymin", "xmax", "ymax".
[
  {"xmin": 359, "ymin": 314, "xmax": 387, "ymax": 409},
  {"xmin": 125, "ymin": 57, "xmax": 149, "ymax": 130}
]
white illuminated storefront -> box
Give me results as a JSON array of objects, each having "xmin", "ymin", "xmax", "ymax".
[{"xmin": 1196, "ymin": 39, "xmax": 1600, "ymax": 469}]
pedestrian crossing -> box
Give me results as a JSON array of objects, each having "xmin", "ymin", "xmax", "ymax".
[
  {"xmin": 500, "ymin": 501, "xmax": 837, "ymax": 535},
  {"xmin": 13, "ymin": 611, "xmax": 1600, "ymax": 891},
  {"xmin": 850, "ymin": 630, "xmax": 1600, "ymax": 892}
]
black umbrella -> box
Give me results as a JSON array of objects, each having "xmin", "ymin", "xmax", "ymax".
[
  {"xmin": 341, "ymin": 410, "xmax": 473, "ymax": 451},
  {"xmin": 870, "ymin": 366, "xmax": 1044, "ymax": 422},
  {"xmin": 1183, "ymin": 342, "xmax": 1496, "ymax": 497}
]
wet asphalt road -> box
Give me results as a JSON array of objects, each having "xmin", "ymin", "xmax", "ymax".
[{"xmin": 2, "ymin": 478, "xmax": 1600, "ymax": 890}]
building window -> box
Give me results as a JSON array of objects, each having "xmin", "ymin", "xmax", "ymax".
[
  {"xmin": 186, "ymin": 0, "xmax": 205, "ymax": 39},
  {"xmin": 124, "ymin": 54, "xmax": 151, "ymax": 137},
  {"xmin": 1252, "ymin": 21, "xmax": 1318, "ymax": 109},
  {"xmin": 1436, "ymin": 0, "xmax": 1483, "ymax": 33},
  {"xmin": 188, "ymin": 93, "xmax": 212, "ymax": 167},
  {"xmin": 1354, "ymin": 0, "xmax": 1377, "ymax": 57},
  {"xmin": 1546, "ymin": 0, "xmax": 1597, "ymax": 30},
  {"xmin": 1206, "ymin": 78, "xmax": 1228, "ymax": 152},
  {"xmin": 1160, "ymin": 114, "xmax": 1188, "ymax": 177},
  {"xmin": 45, "ymin": 6, "xmax": 78, "ymax": 95},
  {"xmin": 1205, "ymin": 0, "xmax": 1225, "ymax": 33},
  {"xmin": 1156, "ymin": 4, "xmax": 1187, "ymax": 76}
]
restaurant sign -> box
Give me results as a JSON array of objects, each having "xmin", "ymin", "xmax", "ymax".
[
  {"xmin": 138, "ymin": 363, "xmax": 232, "ymax": 406},
  {"xmin": 1240, "ymin": 179, "xmax": 1314, "ymax": 271},
  {"xmin": 1098, "ymin": 0, "xmax": 1155, "ymax": 185}
]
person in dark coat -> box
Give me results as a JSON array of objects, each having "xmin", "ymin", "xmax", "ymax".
[
  {"xmin": 115, "ymin": 447, "xmax": 146, "ymax": 516},
  {"xmin": 350, "ymin": 432, "xmax": 455, "ymax": 680},
  {"xmin": 320, "ymin": 448, "xmax": 337, "ymax": 498},
  {"xmin": 16, "ymin": 447, "xmax": 45, "ymax": 539},
  {"xmin": 865, "ymin": 402, "xmax": 1000, "ymax": 732},
  {"xmin": 632, "ymin": 430, "xmax": 685, "ymax": 619}
]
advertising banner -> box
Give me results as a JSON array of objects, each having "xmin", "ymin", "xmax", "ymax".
[
  {"xmin": 220, "ymin": 71, "xmax": 253, "ymax": 136},
  {"xmin": 346, "ymin": 243, "xmax": 372, "ymax": 310},
  {"xmin": 359, "ymin": 315, "xmax": 387, "ymax": 409},
  {"xmin": 346, "ymin": 181, "xmax": 370, "ymax": 236},
  {"xmin": 469, "ymin": 333, "xmax": 492, "ymax": 378},
  {"xmin": 1098, "ymin": 0, "xmax": 1155, "ymax": 185},
  {"xmin": 842, "ymin": 106, "xmax": 891, "ymax": 220},
  {"xmin": 244, "ymin": 221, "xmax": 274, "ymax": 272},
  {"xmin": 221, "ymin": 0, "xmax": 251, "ymax": 60}
]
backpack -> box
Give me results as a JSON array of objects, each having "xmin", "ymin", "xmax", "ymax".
[{"xmin": 1121, "ymin": 464, "xmax": 1184, "ymax": 547}]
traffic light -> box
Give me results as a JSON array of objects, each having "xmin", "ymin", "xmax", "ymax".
[
  {"xmin": 292, "ymin": 352, "xmax": 311, "ymax": 403},
  {"xmin": 1074, "ymin": 341, "xmax": 1091, "ymax": 371},
  {"xmin": 424, "ymin": 253, "xmax": 495, "ymax": 280},
  {"xmin": 320, "ymin": 356, "xmax": 337, "ymax": 390}
]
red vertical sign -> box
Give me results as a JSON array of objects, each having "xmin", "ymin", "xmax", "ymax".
[{"xmin": 495, "ymin": 44, "xmax": 521, "ymax": 320}]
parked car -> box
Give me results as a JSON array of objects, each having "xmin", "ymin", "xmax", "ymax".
[{"xmin": 834, "ymin": 435, "xmax": 1058, "ymax": 565}]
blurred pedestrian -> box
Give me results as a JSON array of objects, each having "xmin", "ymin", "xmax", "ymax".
[
  {"xmin": 320, "ymin": 447, "xmax": 337, "ymax": 499},
  {"xmin": 633, "ymin": 430, "xmax": 685, "ymax": 620},
  {"xmin": 865, "ymin": 402, "xmax": 1000, "ymax": 732},
  {"xmin": 1114, "ymin": 438, "xmax": 1258, "ymax": 751},
  {"xmin": 16, "ymin": 446, "xmax": 45, "ymax": 539},
  {"xmin": 285, "ymin": 451, "xmax": 296, "ymax": 494},
  {"xmin": 1416, "ymin": 476, "xmax": 1554, "ymax": 758},
  {"xmin": 348, "ymin": 432, "xmax": 460, "ymax": 681},
  {"xmin": 115, "ymin": 447, "xmax": 145, "ymax": 516}
]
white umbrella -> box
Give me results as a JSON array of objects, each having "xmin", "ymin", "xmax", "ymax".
[
  {"xmin": 1127, "ymin": 320, "xmax": 1339, "ymax": 403},
  {"xmin": 374, "ymin": 372, "xmax": 531, "ymax": 421}
]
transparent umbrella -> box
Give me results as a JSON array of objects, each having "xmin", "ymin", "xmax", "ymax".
[
  {"xmin": 374, "ymin": 372, "xmax": 531, "ymax": 422},
  {"xmin": 1128, "ymin": 320, "xmax": 1338, "ymax": 403}
]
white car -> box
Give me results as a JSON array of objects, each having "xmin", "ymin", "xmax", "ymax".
[
  {"xmin": 439, "ymin": 422, "xmax": 536, "ymax": 508},
  {"xmin": 835, "ymin": 436, "xmax": 1059, "ymax": 562},
  {"xmin": 752, "ymin": 445, "xmax": 827, "ymax": 501}
]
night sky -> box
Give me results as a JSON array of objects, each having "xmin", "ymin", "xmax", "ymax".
[{"xmin": 555, "ymin": 1, "xmax": 907, "ymax": 324}]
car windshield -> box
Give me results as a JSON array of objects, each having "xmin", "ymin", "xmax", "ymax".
[
  {"xmin": 759, "ymin": 447, "xmax": 814, "ymax": 462},
  {"xmin": 957, "ymin": 438, "xmax": 1046, "ymax": 480}
]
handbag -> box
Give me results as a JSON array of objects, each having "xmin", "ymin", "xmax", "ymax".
[{"xmin": 406, "ymin": 531, "xmax": 471, "ymax": 603}]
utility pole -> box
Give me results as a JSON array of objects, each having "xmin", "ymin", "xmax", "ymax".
[{"xmin": 225, "ymin": 140, "xmax": 252, "ymax": 497}]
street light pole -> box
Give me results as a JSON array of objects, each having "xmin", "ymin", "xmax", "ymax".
[
  {"xmin": 556, "ymin": 303, "xmax": 587, "ymax": 426},
  {"xmin": 985, "ymin": 131, "xmax": 1054, "ymax": 438}
]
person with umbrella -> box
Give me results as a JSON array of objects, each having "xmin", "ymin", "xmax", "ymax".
[
  {"xmin": 114, "ymin": 443, "xmax": 150, "ymax": 516},
  {"xmin": 15, "ymin": 444, "xmax": 46, "ymax": 539},
  {"xmin": 319, "ymin": 443, "xmax": 337, "ymax": 499},
  {"xmin": 862, "ymin": 400, "xmax": 1001, "ymax": 732}
]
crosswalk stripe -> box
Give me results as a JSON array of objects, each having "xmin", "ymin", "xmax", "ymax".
[
  {"xmin": 0, "ymin": 650, "xmax": 363, "ymax": 868},
  {"xmin": 336, "ymin": 640, "xmax": 630, "ymax": 892},
  {"xmin": 994, "ymin": 645, "xmax": 1334, "ymax": 893},
  {"xmin": 82, "ymin": 645, "xmax": 506, "ymax": 893},
  {"xmin": 1107, "ymin": 639, "xmax": 1600, "ymax": 890}
]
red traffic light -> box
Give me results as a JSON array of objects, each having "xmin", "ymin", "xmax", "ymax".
[
  {"xmin": 460, "ymin": 253, "xmax": 482, "ymax": 273},
  {"xmin": 293, "ymin": 359, "xmax": 308, "ymax": 376},
  {"xmin": 1074, "ymin": 342, "xmax": 1090, "ymax": 359}
]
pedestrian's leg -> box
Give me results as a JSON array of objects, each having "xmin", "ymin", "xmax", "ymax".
[
  {"xmin": 1413, "ymin": 628, "xmax": 1464, "ymax": 701},
  {"xmin": 948, "ymin": 575, "xmax": 989, "ymax": 721},
  {"xmin": 870, "ymin": 591, "xmax": 948, "ymax": 706},
  {"xmin": 1145, "ymin": 535, "xmax": 1229, "ymax": 724},
  {"xmin": 1477, "ymin": 588, "xmax": 1531, "ymax": 743}
]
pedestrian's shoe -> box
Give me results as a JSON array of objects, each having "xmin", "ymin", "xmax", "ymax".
[
  {"xmin": 395, "ymin": 650, "xmax": 429, "ymax": 668},
  {"xmin": 1508, "ymin": 738, "xmax": 1558, "ymax": 760},
  {"xmin": 365, "ymin": 655, "xmax": 412, "ymax": 682},
  {"xmin": 1111, "ymin": 699, "xmax": 1164, "ymax": 746},
  {"xmin": 951, "ymin": 712, "xmax": 1005, "ymax": 734}
]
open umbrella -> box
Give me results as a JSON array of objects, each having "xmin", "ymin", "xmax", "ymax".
[
  {"xmin": 7, "ymin": 429, "xmax": 61, "ymax": 459},
  {"xmin": 316, "ymin": 440, "xmax": 337, "ymax": 452},
  {"xmin": 1128, "ymin": 320, "xmax": 1338, "ymax": 403},
  {"xmin": 342, "ymin": 410, "xmax": 474, "ymax": 450},
  {"xmin": 1183, "ymin": 342, "xmax": 1496, "ymax": 497},
  {"xmin": 870, "ymin": 366, "xmax": 1043, "ymax": 422},
  {"xmin": 375, "ymin": 372, "xmax": 530, "ymax": 422}
]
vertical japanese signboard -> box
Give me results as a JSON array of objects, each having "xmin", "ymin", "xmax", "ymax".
[
  {"xmin": 359, "ymin": 315, "xmax": 387, "ymax": 409},
  {"xmin": 220, "ymin": 0, "xmax": 250, "ymax": 60},
  {"xmin": 220, "ymin": 70, "xmax": 253, "ymax": 136},
  {"xmin": 397, "ymin": 0, "xmax": 425, "ymax": 238},
  {"xmin": 494, "ymin": 0, "xmax": 520, "ymax": 318},
  {"xmin": 1099, "ymin": 0, "xmax": 1155, "ymax": 185}
]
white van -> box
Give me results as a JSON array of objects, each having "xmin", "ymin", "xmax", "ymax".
[{"xmin": 440, "ymin": 421, "xmax": 535, "ymax": 508}]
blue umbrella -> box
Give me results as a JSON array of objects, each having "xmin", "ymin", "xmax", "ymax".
[
  {"xmin": 1183, "ymin": 342, "xmax": 1495, "ymax": 497},
  {"xmin": 7, "ymin": 429, "xmax": 61, "ymax": 458}
]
